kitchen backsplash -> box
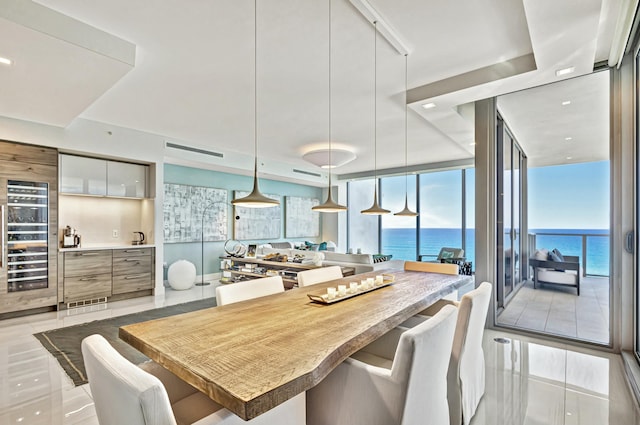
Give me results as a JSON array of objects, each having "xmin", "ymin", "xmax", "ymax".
[{"xmin": 59, "ymin": 195, "xmax": 154, "ymax": 247}]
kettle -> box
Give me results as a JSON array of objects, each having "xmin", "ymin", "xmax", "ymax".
[{"xmin": 132, "ymin": 231, "xmax": 145, "ymax": 245}]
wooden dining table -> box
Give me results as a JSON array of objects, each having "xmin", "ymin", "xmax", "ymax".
[{"xmin": 119, "ymin": 269, "xmax": 473, "ymax": 420}]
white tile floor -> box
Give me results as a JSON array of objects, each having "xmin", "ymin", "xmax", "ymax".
[
  {"xmin": 497, "ymin": 276, "xmax": 610, "ymax": 344},
  {"xmin": 0, "ymin": 283, "xmax": 637, "ymax": 425}
]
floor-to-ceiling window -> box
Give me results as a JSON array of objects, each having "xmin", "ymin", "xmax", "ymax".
[
  {"xmin": 347, "ymin": 169, "xmax": 473, "ymax": 265},
  {"xmin": 380, "ymin": 175, "xmax": 417, "ymax": 260},
  {"xmin": 635, "ymin": 46, "xmax": 640, "ymax": 361}
]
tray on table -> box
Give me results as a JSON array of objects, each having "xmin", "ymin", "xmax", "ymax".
[{"xmin": 307, "ymin": 274, "xmax": 395, "ymax": 304}]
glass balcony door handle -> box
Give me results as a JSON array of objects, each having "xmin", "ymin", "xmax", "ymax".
[{"xmin": 625, "ymin": 230, "xmax": 634, "ymax": 254}]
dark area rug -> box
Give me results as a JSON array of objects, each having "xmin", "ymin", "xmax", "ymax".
[{"xmin": 33, "ymin": 297, "xmax": 217, "ymax": 386}]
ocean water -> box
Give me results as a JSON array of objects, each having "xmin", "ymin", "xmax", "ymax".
[{"xmin": 381, "ymin": 228, "xmax": 610, "ymax": 276}]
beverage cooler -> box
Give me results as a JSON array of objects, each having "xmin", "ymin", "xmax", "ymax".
[{"xmin": 0, "ymin": 141, "xmax": 58, "ymax": 316}]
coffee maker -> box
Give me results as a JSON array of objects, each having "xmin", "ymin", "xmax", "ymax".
[{"xmin": 63, "ymin": 226, "xmax": 81, "ymax": 248}]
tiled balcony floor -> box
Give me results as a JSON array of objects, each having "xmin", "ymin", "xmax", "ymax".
[{"xmin": 497, "ymin": 276, "xmax": 609, "ymax": 344}]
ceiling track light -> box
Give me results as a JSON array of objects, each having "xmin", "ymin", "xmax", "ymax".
[
  {"xmin": 232, "ymin": 0, "xmax": 279, "ymax": 209},
  {"xmin": 313, "ymin": 0, "xmax": 347, "ymax": 213},
  {"xmin": 394, "ymin": 54, "xmax": 418, "ymax": 217},
  {"xmin": 361, "ymin": 21, "xmax": 390, "ymax": 216}
]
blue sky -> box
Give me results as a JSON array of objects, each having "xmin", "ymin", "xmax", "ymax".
[{"xmin": 377, "ymin": 161, "xmax": 609, "ymax": 230}]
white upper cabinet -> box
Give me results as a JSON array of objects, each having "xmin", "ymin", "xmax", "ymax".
[
  {"xmin": 107, "ymin": 161, "xmax": 148, "ymax": 198},
  {"xmin": 60, "ymin": 154, "xmax": 148, "ymax": 198},
  {"xmin": 60, "ymin": 154, "xmax": 107, "ymax": 195}
]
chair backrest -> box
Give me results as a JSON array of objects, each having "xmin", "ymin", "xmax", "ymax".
[
  {"xmin": 215, "ymin": 275, "xmax": 285, "ymax": 306},
  {"xmin": 437, "ymin": 247, "xmax": 464, "ymax": 261},
  {"xmin": 297, "ymin": 266, "xmax": 343, "ymax": 287},
  {"xmin": 392, "ymin": 304, "xmax": 458, "ymax": 425},
  {"xmin": 82, "ymin": 334, "xmax": 177, "ymax": 425},
  {"xmin": 404, "ymin": 261, "xmax": 459, "ymax": 275},
  {"xmin": 448, "ymin": 281, "xmax": 492, "ymax": 425}
]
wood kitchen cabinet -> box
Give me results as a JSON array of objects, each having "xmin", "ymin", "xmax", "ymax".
[
  {"xmin": 61, "ymin": 247, "xmax": 155, "ymax": 307},
  {"xmin": 112, "ymin": 248, "xmax": 153, "ymax": 294}
]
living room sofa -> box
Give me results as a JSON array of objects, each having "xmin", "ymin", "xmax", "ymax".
[{"xmin": 255, "ymin": 246, "xmax": 403, "ymax": 274}]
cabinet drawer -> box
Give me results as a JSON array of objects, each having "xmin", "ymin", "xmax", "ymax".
[
  {"xmin": 113, "ymin": 248, "xmax": 152, "ymax": 258},
  {"xmin": 113, "ymin": 273, "xmax": 152, "ymax": 295},
  {"xmin": 64, "ymin": 251, "xmax": 112, "ymax": 276},
  {"xmin": 113, "ymin": 256, "xmax": 151, "ymax": 276},
  {"xmin": 64, "ymin": 273, "xmax": 112, "ymax": 302}
]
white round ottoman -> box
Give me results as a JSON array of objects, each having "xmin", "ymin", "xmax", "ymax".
[{"xmin": 167, "ymin": 260, "xmax": 196, "ymax": 290}]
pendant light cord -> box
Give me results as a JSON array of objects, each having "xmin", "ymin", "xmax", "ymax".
[
  {"xmin": 373, "ymin": 21, "xmax": 378, "ymax": 186},
  {"xmin": 328, "ymin": 0, "xmax": 332, "ymax": 185},
  {"xmin": 254, "ymin": 0, "xmax": 258, "ymax": 169},
  {"xmin": 404, "ymin": 53, "xmax": 408, "ymax": 194}
]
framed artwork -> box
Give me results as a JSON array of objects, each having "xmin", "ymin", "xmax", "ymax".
[
  {"xmin": 233, "ymin": 191, "xmax": 281, "ymax": 240},
  {"xmin": 163, "ymin": 184, "xmax": 228, "ymax": 243},
  {"xmin": 285, "ymin": 196, "xmax": 320, "ymax": 238},
  {"xmin": 246, "ymin": 244, "xmax": 257, "ymax": 258}
]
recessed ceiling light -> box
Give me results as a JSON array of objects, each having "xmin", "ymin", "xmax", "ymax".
[
  {"xmin": 565, "ymin": 137, "xmax": 572, "ymax": 141},
  {"xmin": 469, "ymin": 142, "xmax": 477, "ymax": 146},
  {"xmin": 555, "ymin": 67, "xmax": 575, "ymax": 77},
  {"xmin": 566, "ymin": 156, "xmax": 573, "ymax": 160},
  {"xmin": 562, "ymin": 100, "xmax": 571, "ymax": 106},
  {"xmin": 0, "ymin": 56, "xmax": 12, "ymax": 65},
  {"xmin": 421, "ymin": 102, "xmax": 436, "ymax": 109}
]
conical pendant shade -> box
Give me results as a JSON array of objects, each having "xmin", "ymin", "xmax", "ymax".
[
  {"xmin": 394, "ymin": 194, "xmax": 418, "ymax": 216},
  {"xmin": 313, "ymin": 184, "xmax": 347, "ymax": 212},
  {"xmin": 232, "ymin": 160, "xmax": 279, "ymax": 208},
  {"xmin": 232, "ymin": 0, "xmax": 279, "ymax": 209},
  {"xmin": 361, "ymin": 190, "xmax": 390, "ymax": 215}
]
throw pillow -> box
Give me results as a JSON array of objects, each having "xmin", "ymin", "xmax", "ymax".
[
  {"xmin": 548, "ymin": 250, "xmax": 562, "ymax": 262},
  {"xmin": 534, "ymin": 248, "xmax": 549, "ymax": 261},
  {"xmin": 552, "ymin": 248, "xmax": 565, "ymax": 262}
]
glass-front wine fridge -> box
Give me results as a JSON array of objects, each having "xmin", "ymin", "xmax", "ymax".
[
  {"xmin": 0, "ymin": 140, "xmax": 58, "ymax": 316},
  {"xmin": 6, "ymin": 180, "xmax": 49, "ymax": 292}
]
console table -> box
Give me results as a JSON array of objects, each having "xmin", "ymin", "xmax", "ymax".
[{"xmin": 220, "ymin": 256, "xmax": 354, "ymax": 289}]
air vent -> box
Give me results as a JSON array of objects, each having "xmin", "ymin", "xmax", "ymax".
[
  {"xmin": 292, "ymin": 169, "xmax": 322, "ymax": 177},
  {"xmin": 166, "ymin": 142, "xmax": 223, "ymax": 158}
]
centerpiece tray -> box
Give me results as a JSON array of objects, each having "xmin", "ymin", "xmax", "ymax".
[{"xmin": 307, "ymin": 274, "xmax": 395, "ymax": 304}]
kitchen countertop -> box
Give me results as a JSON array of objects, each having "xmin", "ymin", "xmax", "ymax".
[{"xmin": 59, "ymin": 244, "xmax": 155, "ymax": 252}]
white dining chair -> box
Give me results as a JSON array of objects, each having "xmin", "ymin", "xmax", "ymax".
[
  {"xmin": 400, "ymin": 281, "xmax": 493, "ymax": 425},
  {"xmin": 404, "ymin": 260, "xmax": 459, "ymax": 275},
  {"xmin": 296, "ymin": 266, "xmax": 343, "ymax": 287},
  {"xmin": 215, "ymin": 275, "xmax": 285, "ymax": 306},
  {"xmin": 82, "ymin": 334, "xmax": 305, "ymax": 425},
  {"xmin": 306, "ymin": 304, "xmax": 458, "ymax": 425}
]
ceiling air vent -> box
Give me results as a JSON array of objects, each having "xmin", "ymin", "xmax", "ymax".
[
  {"xmin": 166, "ymin": 142, "xmax": 223, "ymax": 158},
  {"xmin": 293, "ymin": 169, "xmax": 322, "ymax": 178}
]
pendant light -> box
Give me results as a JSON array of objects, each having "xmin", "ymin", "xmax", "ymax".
[
  {"xmin": 232, "ymin": 0, "xmax": 280, "ymax": 209},
  {"xmin": 313, "ymin": 0, "xmax": 347, "ymax": 213},
  {"xmin": 394, "ymin": 54, "xmax": 418, "ymax": 217},
  {"xmin": 361, "ymin": 21, "xmax": 390, "ymax": 215}
]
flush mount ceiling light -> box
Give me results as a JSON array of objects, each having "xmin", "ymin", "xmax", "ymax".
[
  {"xmin": 555, "ymin": 66, "xmax": 575, "ymax": 77},
  {"xmin": 232, "ymin": 0, "xmax": 279, "ymax": 209},
  {"xmin": 394, "ymin": 54, "xmax": 418, "ymax": 217},
  {"xmin": 302, "ymin": 148, "xmax": 356, "ymax": 169},
  {"xmin": 421, "ymin": 102, "xmax": 436, "ymax": 109},
  {"xmin": 0, "ymin": 56, "xmax": 12, "ymax": 65},
  {"xmin": 312, "ymin": 0, "xmax": 347, "ymax": 213},
  {"xmin": 361, "ymin": 21, "xmax": 390, "ymax": 216}
]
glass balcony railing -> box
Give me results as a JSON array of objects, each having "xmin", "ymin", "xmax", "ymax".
[{"xmin": 528, "ymin": 231, "xmax": 610, "ymax": 277}]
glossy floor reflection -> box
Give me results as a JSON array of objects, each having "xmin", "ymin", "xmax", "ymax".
[{"xmin": 0, "ymin": 284, "xmax": 637, "ymax": 424}]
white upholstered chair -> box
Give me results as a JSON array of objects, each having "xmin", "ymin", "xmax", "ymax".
[
  {"xmin": 296, "ymin": 266, "xmax": 343, "ymax": 287},
  {"xmin": 215, "ymin": 275, "xmax": 285, "ymax": 306},
  {"xmin": 404, "ymin": 260, "xmax": 459, "ymax": 275},
  {"xmin": 82, "ymin": 334, "xmax": 305, "ymax": 425},
  {"xmin": 401, "ymin": 281, "xmax": 492, "ymax": 425},
  {"xmin": 306, "ymin": 304, "xmax": 458, "ymax": 425}
]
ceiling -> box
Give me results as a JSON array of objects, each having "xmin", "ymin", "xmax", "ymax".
[{"xmin": 0, "ymin": 0, "xmax": 628, "ymax": 180}]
